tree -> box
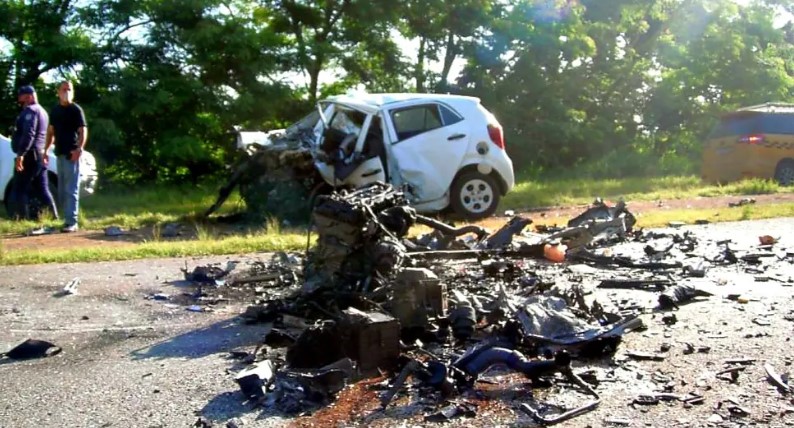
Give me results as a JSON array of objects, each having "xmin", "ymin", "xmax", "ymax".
[
  {"xmin": 0, "ymin": 0, "xmax": 93, "ymax": 127},
  {"xmin": 397, "ymin": 0, "xmax": 493, "ymax": 92},
  {"xmin": 258, "ymin": 0, "xmax": 402, "ymax": 102}
]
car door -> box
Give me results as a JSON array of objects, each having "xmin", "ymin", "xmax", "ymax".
[{"xmin": 385, "ymin": 103, "xmax": 470, "ymax": 203}]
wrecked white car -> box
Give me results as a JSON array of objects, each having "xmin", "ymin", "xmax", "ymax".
[{"xmin": 214, "ymin": 93, "xmax": 515, "ymax": 220}]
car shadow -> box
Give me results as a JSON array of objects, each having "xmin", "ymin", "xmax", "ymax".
[{"xmin": 130, "ymin": 317, "xmax": 270, "ymax": 360}]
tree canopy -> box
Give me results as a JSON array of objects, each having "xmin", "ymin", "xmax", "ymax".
[{"xmin": 2, "ymin": 0, "xmax": 792, "ymax": 183}]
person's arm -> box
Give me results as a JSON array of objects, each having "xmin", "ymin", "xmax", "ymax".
[
  {"xmin": 45, "ymin": 124, "xmax": 54, "ymax": 152},
  {"xmin": 77, "ymin": 126, "xmax": 87, "ymax": 149},
  {"xmin": 44, "ymin": 124, "xmax": 55, "ymax": 166},
  {"xmin": 70, "ymin": 106, "xmax": 88, "ymax": 161},
  {"xmin": 15, "ymin": 108, "xmax": 37, "ymax": 157}
]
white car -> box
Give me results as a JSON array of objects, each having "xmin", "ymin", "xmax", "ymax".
[
  {"xmin": 0, "ymin": 133, "xmax": 98, "ymax": 216},
  {"xmin": 240, "ymin": 93, "xmax": 515, "ymax": 219}
]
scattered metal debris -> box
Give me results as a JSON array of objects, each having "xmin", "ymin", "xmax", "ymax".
[
  {"xmin": 183, "ymin": 187, "xmax": 794, "ymax": 424},
  {"xmin": 764, "ymin": 363, "xmax": 791, "ymax": 394},
  {"xmin": 183, "ymin": 261, "xmax": 238, "ymax": 286},
  {"xmin": 53, "ymin": 277, "xmax": 80, "ymax": 297},
  {"xmin": 104, "ymin": 226, "xmax": 124, "ymax": 237},
  {"xmin": 728, "ymin": 198, "xmax": 756, "ymax": 207}
]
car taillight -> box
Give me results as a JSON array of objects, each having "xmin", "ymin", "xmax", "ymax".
[
  {"xmin": 488, "ymin": 124, "xmax": 505, "ymax": 149},
  {"xmin": 738, "ymin": 134, "xmax": 765, "ymax": 144}
]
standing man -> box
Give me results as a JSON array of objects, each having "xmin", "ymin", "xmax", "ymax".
[
  {"xmin": 45, "ymin": 80, "xmax": 87, "ymax": 233},
  {"xmin": 9, "ymin": 85, "xmax": 58, "ymax": 220}
]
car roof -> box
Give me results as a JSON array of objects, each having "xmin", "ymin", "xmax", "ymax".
[{"xmin": 324, "ymin": 93, "xmax": 481, "ymax": 114}]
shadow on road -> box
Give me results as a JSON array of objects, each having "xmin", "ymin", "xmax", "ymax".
[
  {"xmin": 200, "ymin": 391, "xmax": 256, "ymax": 422},
  {"xmin": 130, "ymin": 317, "xmax": 269, "ymax": 360}
]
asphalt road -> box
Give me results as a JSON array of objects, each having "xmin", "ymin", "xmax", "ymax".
[{"xmin": 0, "ymin": 218, "xmax": 793, "ymax": 428}]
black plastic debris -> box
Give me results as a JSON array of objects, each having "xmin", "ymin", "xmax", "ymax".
[
  {"xmin": 568, "ymin": 198, "xmax": 635, "ymax": 229},
  {"xmin": 598, "ymin": 278, "xmax": 670, "ymax": 292},
  {"xmin": 658, "ymin": 285, "xmax": 713, "ymax": 309},
  {"xmin": 1, "ymin": 339, "xmax": 62, "ymax": 360},
  {"xmin": 265, "ymin": 361, "xmax": 353, "ymax": 413},
  {"xmin": 264, "ymin": 328, "xmax": 297, "ymax": 348},
  {"xmin": 193, "ymin": 416, "xmax": 213, "ymax": 427},
  {"xmin": 183, "ymin": 262, "xmax": 237, "ymax": 286},
  {"xmin": 480, "ymin": 216, "xmax": 532, "ymax": 249},
  {"xmin": 424, "ymin": 402, "xmax": 477, "ymax": 422}
]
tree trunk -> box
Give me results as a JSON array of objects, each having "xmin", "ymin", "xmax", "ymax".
[
  {"xmin": 415, "ymin": 37, "xmax": 426, "ymax": 92},
  {"xmin": 438, "ymin": 32, "xmax": 457, "ymax": 92},
  {"xmin": 308, "ymin": 59, "xmax": 322, "ymax": 104}
]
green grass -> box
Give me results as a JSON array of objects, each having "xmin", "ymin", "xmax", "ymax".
[
  {"xmin": 0, "ymin": 182, "xmax": 245, "ymax": 235},
  {"xmin": 501, "ymin": 176, "xmax": 792, "ymax": 210},
  {"xmin": 0, "ymin": 230, "xmax": 309, "ymax": 266},
  {"xmin": 0, "ymin": 176, "xmax": 792, "ymax": 266},
  {"xmin": 632, "ymin": 201, "xmax": 794, "ymax": 228}
]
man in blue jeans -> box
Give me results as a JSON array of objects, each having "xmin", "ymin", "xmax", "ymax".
[
  {"xmin": 44, "ymin": 80, "xmax": 87, "ymax": 233},
  {"xmin": 10, "ymin": 85, "xmax": 58, "ymax": 220}
]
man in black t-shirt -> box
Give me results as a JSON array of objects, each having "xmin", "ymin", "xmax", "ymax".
[{"xmin": 44, "ymin": 80, "xmax": 88, "ymax": 233}]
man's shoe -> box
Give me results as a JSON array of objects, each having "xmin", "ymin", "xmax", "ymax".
[{"xmin": 61, "ymin": 224, "xmax": 79, "ymax": 233}]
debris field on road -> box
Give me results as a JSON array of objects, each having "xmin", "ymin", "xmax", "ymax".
[
  {"xmin": 5, "ymin": 184, "xmax": 792, "ymax": 427},
  {"xmin": 171, "ymin": 184, "xmax": 794, "ymax": 426}
]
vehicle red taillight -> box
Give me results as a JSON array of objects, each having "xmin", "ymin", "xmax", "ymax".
[
  {"xmin": 738, "ymin": 134, "xmax": 765, "ymax": 144},
  {"xmin": 488, "ymin": 123, "xmax": 505, "ymax": 149}
]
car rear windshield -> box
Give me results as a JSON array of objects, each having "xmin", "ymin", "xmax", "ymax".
[{"xmin": 709, "ymin": 112, "xmax": 794, "ymax": 138}]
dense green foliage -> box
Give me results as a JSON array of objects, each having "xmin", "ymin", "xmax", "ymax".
[{"xmin": 2, "ymin": 0, "xmax": 793, "ymax": 183}]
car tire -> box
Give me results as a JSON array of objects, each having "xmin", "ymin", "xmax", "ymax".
[
  {"xmin": 774, "ymin": 159, "xmax": 794, "ymax": 186},
  {"xmin": 450, "ymin": 171, "xmax": 501, "ymax": 220}
]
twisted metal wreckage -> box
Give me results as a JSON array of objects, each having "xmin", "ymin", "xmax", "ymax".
[{"xmin": 192, "ymin": 182, "xmax": 791, "ymax": 425}]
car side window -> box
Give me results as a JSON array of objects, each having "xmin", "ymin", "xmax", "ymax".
[
  {"xmin": 391, "ymin": 105, "xmax": 443, "ymax": 141},
  {"xmin": 439, "ymin": 104, "xmax": 463, "ymax": 126}
]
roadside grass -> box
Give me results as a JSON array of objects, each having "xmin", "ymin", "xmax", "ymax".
[
  {"xmin": 500, "ymin": 176, "xmax": 791, "ymax": 211},
  {"xmin": 2, "ymin": 176, "xmax": 788, "ymax": 236},
  {"xmin": 628, "ymin": 201, "xmax": 794, "ymax": 228},
  {"xmin": 3, "ymin": 202, "xmax": 792, "ymax": 266},
  {"xmin": 1, "ymin": 176, "xmax": 792, "ymax": 266},
  {"xmin": 0, "ymin": 183, "xmax": 244, "ymax": 235},
  {"xmin": 0, "ymin": 229, "xmax": 309, "ymax": 266}
]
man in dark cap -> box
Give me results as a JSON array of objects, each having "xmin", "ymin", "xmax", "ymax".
[{"xmin": 9, "ymin": 85, "xmax": 58, "ymax": 220}]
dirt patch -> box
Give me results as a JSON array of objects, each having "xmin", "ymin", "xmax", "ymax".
[{"xmin": 2, "ymin": 193, "xmax": 792, "ymax": 253}]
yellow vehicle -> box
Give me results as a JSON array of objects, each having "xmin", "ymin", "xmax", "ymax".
[{"xmin": 702, "ymin": 103, "xmax": 794, "ymax": 185}]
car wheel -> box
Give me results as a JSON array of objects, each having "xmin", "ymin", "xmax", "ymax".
[
  {"xmin": 774, "ymin": 159, "xmax": 794, "ymax": 186},
  {"xmin": 450, "ymin": 171, "xmax": 500, "ymax": 220}
]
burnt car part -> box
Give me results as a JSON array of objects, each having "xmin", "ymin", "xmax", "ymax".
[{"xmin": 519, "ymin": 400, "xmax": 600, "ymax": 426}]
